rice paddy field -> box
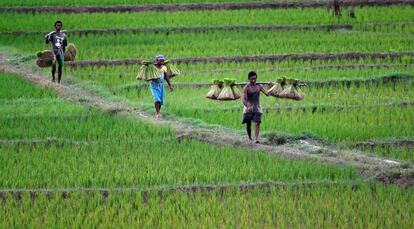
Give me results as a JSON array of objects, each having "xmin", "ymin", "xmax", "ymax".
[{"xmin": 1, "ymin": 0, "xmax": 414, "ymax": 227}]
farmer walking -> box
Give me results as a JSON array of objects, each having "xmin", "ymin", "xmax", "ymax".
[
  {"xmin": 45, "ymin": 20, "xmax": 67, "ymax": 83},
  {"xmin": 151, "ymin": 54, "xmax": 174, "ymax": 119},
  {"xmin": 242, "ymin": 71, "xmax": 269, "ymax": 143}
]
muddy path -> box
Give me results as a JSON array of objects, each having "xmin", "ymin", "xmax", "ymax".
[
  {"xmin": 1, "ymin": 0, "xmax": 412, "ymax": 14},
  {"xmin": 1, "ymin": 52, "xmax": 413, "ymax": 187},
  {"xmin": 67, "ymin": 51, "xmax": 414, "ymax": 68}
]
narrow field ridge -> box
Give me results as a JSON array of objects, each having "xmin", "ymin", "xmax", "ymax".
[
  {"xmin": 115, "ymin": 73, "xmax": 413, "ymax": 90},
  {"xmin": 67, "ymin": 51, "xmax": 414, "ymax": 67},
  {"xmin": 2, "ymin": 22, "xmax": 413, "ymax": 36},
  {"xmin": 0, "ymin": 179, "xmax": 369, "ymax": 200},
  {"xmin": 355, "ymin": 140, "xmax": 414, "ymax": 149},
  {"xmin": 1, "ymin": 0, "xmax": 412, "ymax": 14},
  {"xmin": 173, "ymin": 101, "xmax": 414, "ymax": 114}
]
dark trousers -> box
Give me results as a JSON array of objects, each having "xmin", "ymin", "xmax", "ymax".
[{"xmin": 51, "ymin": 56, "xmax": 63, "ymax": 83}]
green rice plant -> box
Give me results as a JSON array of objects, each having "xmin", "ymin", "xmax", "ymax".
[
  {"xmin": 1, "ymin": 6, "xmax": 413, "ymax": 32},
  {"xmin": 0, "ymin": 99, "xmax": 85, "ymax": 117},
  {"xmin": 0, "ymin": 111, "xmax": 174, "ymax": 140},
  {"xmin": 66, "ymin": 61, "xmax": 414, "ymax": 87},
  {"xmin": 0, "ymin": 0, "xmax": 303, "ymax": 7},
  {"xmin": 25, "ymin": 53, "xmax": 414, "ymax": 162},
  {"xmin": 171, "ymin": 105, "xmax": 414, "ymax": 145},
  {"xmin": 0, "ymin": 139, "xmax": 359, "ymax": 188},
  {"xmin": 115, "ymin": 80, "xmax": 414, "ymax": 163},
  {"xmin": 118, "ymin": 81, "xmax": 414, "ymax": 112},
  {"xmin": 0, "ymin": 72, "xmax": 359, "ymax": 189},
  {"xmin": 1, "ymin": 4, "xmax": 413, "ymax": 227},
  {"xmin": 0, "ymin": 72, "xmax": 56, "ymax": 99},
  {"xmin": 363, "ymin": 145, "xmax": 414, "ymax": 163},
  {"xmin": 1, "ymin": 29, "xmax": 412, "ymax": 60},
  {"xmin": 0, "ymin": 184, "xmax": 413, "ymax": 228}
]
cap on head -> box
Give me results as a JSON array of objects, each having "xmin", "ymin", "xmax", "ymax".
[{"xmin": 155, "ymin": 54, "xmax": 165, "ymax": 61}]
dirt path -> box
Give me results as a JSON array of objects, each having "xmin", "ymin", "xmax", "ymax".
[
  {"xmin": 1, "ymin": 0, "xmax": 412, "ymax": 13},
  {"xmin": 1, "ymin": 52, "xmax": 413, "ymax": 187}
]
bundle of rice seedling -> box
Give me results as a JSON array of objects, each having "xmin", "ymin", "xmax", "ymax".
[
  {"xmin": 278, "ymin": 78, "xmax": 304, "ymax": 101},
  {"xmin": 206, "ymin": 79, "xmax": 223, "ymax": 100},
  {"xmin": 64, "ymin": 43, "xmax": 77, "ymax": 61},
  {"xmin": 232, "ymin": 83, "xmax": 241, "ymax": 99},
  {"xmin": 164, "ymin": 60, "xmax": 180, "ymax": 78},
  {"xmin": 217, "ymin": 78, "xmax": 240, "ymax": 101},
  {"xmin": 267, "ymin": 77, "xmax": 286, "ymax": 97},
  {"xmin": 36, "ymin": 50, "xmax": 55, "ymax": 68},
  {"xmin": 136, "ymin": 61, "xmax": 160, "ymax": 81}
]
